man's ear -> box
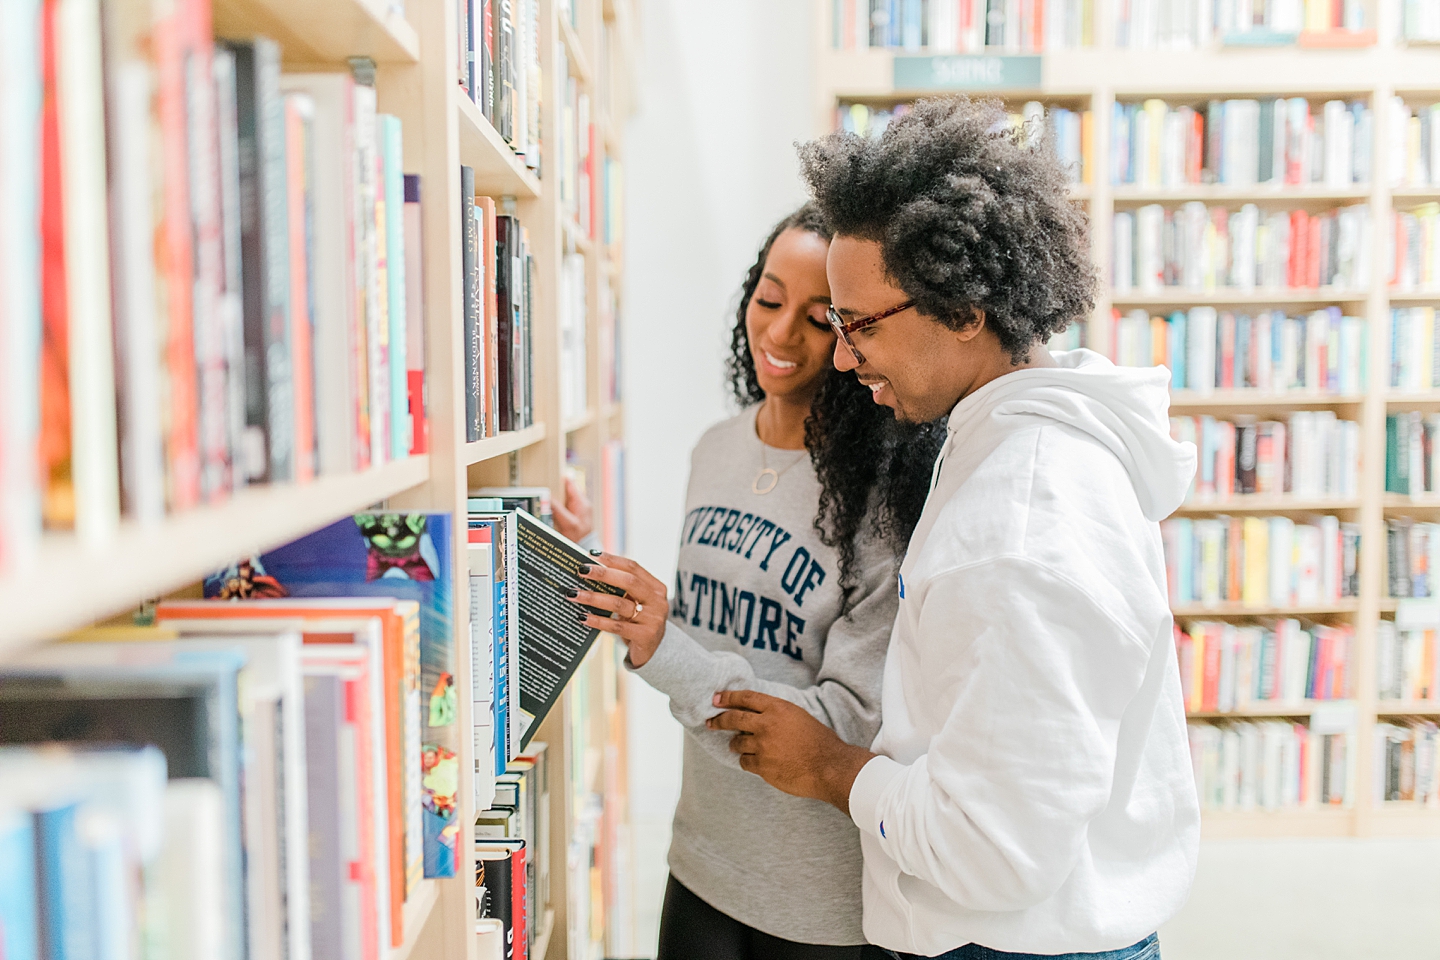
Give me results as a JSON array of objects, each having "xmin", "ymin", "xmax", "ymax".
[{"xmin": 955, "ymin": 307, "xmax": 986, "ymax": 343}]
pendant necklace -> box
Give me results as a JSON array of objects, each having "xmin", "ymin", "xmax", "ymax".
[{"xmin": 753, "ymin": 404, "xmax": 806, "ymax": 495}]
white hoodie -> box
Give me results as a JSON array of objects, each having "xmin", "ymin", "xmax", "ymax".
[{"xmin": 848, "ymin": 349, "xmax": 1201, "ymax": 956}]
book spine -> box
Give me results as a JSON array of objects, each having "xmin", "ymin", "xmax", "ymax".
[
  {"xmin": 382, "ymin": 116, "xmax": 408, "ymax": 460},
  {"xmin": 404, "ymin": 175, "xmax": 427, "ymax": 456},
  {"xmin": 285, "ymin": 94, "xmax": 317, "ymax": 484},
  {"xmin": 460, "ymin": 166, "xmax": 481, "ymax": 442},
  {"xmin": 368, "ymin": 95, "xmax": 390, "ymax": 467}
]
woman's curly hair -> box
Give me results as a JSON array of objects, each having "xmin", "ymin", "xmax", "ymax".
[
  {"xmin": 726, "ymin": 205, "xmax": 946, "ymax": 600},
  {"xmin": 797, "ymin": 96, "xmax": 1096, "ymax": 362}
]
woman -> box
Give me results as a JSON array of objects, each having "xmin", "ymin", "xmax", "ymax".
[{"xmin": 566, "ymin": 205, "xmax": 945, "ymax": 959}]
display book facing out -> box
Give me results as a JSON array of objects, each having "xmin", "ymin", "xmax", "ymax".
[
  {"xmin": 813, "ymin": 7, "xmax": 1440, "ymax": 836},
  {"xmin": 0, "ymin": 3, "xmax": 431, "ymax": 574},
  {"xmin": 0, "ymin": 501, "xmax": 621, "ymax": 960}
]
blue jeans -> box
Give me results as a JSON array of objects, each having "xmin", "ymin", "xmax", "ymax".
[{"xmin": 886, "ymin": 932, "xmax": 1160, "ymax": 960}]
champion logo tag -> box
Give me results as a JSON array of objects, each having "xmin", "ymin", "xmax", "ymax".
[
  {"xmin": 879, "ymin": 821, "xmax": 887, "ymax": 838},
  {"xmin": 898, "ymin": 574, "xmax": 905, "ymax": 599}
]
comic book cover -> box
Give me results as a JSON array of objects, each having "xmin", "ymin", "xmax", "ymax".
[{"xmin": 204, "ymin": 512, "xmax": 459, "ymax": 880}]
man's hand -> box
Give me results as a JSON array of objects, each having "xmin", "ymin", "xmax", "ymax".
[{"xmin": 707, "ymin": 690, "xmax": 875, "ymax": 814}]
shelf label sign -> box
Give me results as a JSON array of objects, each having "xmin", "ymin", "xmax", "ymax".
[{"xmin": 892, "ymin": 54, "xmax": 1042, "ymax": 91}]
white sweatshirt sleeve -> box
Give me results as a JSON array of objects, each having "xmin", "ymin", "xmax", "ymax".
[
  {"xmin": 847, "ymin": 556, "xmax": 1153, "ymax": 913},
  {"xmin": 629, "ymin": 548, "xmax": 896, "ymax": 770}
]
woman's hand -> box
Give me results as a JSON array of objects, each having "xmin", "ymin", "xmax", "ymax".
[
  {"xmin": 567, "ymin": 552, "xmax": 669, "ymax": 667},
  {"xmin": 552, "ymin": 476, "xmax": 594, "ymax": 544}
]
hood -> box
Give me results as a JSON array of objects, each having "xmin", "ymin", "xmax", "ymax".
[{"xmin": 942, "ymin": 349, "xmax": 1196, "ymax": 521}]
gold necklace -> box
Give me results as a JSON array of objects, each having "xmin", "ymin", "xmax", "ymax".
[{"xmin": 753, "ymin": 403, "xmax": 806, "ymax": 495}]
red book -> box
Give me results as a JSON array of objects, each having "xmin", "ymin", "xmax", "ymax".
[
  {"xmin": 1219, "ymin": 311, "xmax": 1236, "ymax": 389},
  {"xmin": 476, "ymin": 195, "xmax": 500, "ymax": 437},
  {"xmin": 1189, "ymin": 111, "xmax": 1204, "ymax": 184},
  {"xmin": 285, "ymin": 96, "xmax": 316, "ymax": 483},
  {"xmin": 1202, "ymin": 627, "xmax": 1222, "ymax": 711},
  {"xmin": 1288, "ymin": 210, "xmax": 1308, "ymax": 288},
  {"xmin": 511, "ymin": 844, "xmax": 528, "ymax": 960},
  {"xmin": 39, "ymin": 0, "xmax": 72, "ymax": 530},
  {"xmin": 1307, "ymin": 215, "xmax": 1322, "ymax": 289}
]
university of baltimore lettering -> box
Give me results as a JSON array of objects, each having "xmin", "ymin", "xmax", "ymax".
[{"xmin": 671, "ymin": 505, "xmax": 830, "ymax": 662}]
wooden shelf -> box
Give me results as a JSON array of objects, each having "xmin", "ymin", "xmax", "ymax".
[
  {"xmin": 212, "ymin": 0, "xmax": 418, "ymax": 64},
  {"xmin": 1111, "ymin": 186, "xmax": 1370, "ymax": 204},
  {"xmin": 1171, "ymin": 496, "xmax": 1360, "ymax": 516},
  {"xmin": 389, "ymin": 879, "xmax": 439, "ymax": 960},
  {"xmin": 1187, "ymin": 701, "xmax": 1339, "ymax": 719},
  {"xmin": 456, "ymin": 90, "xmax": 542, "ymax": 199},
  {"xmin": 559, "ymin": 16, "xmax": 592, "ymax": 84},
  {"xmin": 1171, "ymin": 600, "xmax": 1360, "ymax": 618},
  {"xmin": 563, "ymin": 410, "xmax": 595, "ymax": 433},
  {"xmin": 1169, "ymin": 391, "xmax": 1365, "ymax": 416},
  {"xmin": 1111, "ymin": 288, "xmax": 1368, "ymax": 306},
  {"xmin": 463, "ymin": 424, "xmax": 548, "ymax": 465},
  {"xmin": 1200, "ymin": 807, "xmax": 1353, "ymax": 839},
  {"xmin": 1388, "ymin": 289, "xmax": 1440, "ymax": 302},
  {"xmin": 1386, "ymin": 393, "xmax": 1440, "ymax": 410},
  {"xmin": 531, "ymin": 908, "xmax": 557, "ymax": 960},
  {"xmin": 1392, "ymin": 187, "xmax": 1440, "ymax": 201},
  {"xmin": 1384, "ymin": 494, "xmax": 1440, "ymax": 512},
  {"xmin": 0, "ymin": 456, "xmax": 429, "ymax": 653},
  {"xmin": 1376, "ymin": 700, "xmax": 1440, "ymax": 716},
  {"xmin": 1366, "ymin": 807, "xmax": 1440, "ymax": 836}
]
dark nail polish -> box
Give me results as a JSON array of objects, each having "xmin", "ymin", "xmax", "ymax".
[
  {"xmin": 575, "ymin": 613, "xmax": 590, "ymax": 624},
  {"xmin": 564, "ymin": 588, "xmax": 578, "ymax": 599},
  {"xmin": 577, "ymin": 564, "xmax": 591, "ymax": 574},
  {"xmin": 589, "ymin": 548, "xmax": 603, "ymax": 556}
]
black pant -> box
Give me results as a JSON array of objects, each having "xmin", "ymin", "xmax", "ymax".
[{"xmin": 656, "ymin": 875, "xmax": 887, "ymax": 960}]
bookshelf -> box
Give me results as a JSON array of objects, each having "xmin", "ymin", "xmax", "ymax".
[
  {"xmin": 812, "ymin": 0, "xmax": 1440, "ymax": 837},
  {"xmin": 0, "ymin": 0, "xmax": 635, "ymax": 956}
]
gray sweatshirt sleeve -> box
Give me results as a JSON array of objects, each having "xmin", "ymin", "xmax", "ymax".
[{"xmin": 629, "ymin": 545, "xmax": 897, "ymax": 769}]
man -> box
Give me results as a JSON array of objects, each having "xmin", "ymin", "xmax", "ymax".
[{"xmin": 708, "ymin": 98, "xmax": 1200, "ymax": 960}]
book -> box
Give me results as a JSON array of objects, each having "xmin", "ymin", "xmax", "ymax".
[
  {"xmin": 228, "ymin": 37, "xmax": 293, "ymax": 484},
  {"xmin": 1176, "ymin": 620, "xmax": 1354, "ymax": 708},
  {"xmin": 381, "ymin": 114, "xmax": 408, "ymax": 460},
  {"xmin": 512, "ymin": 509, "xmax": 624, "ymax": 748},
  {"xmin": 157, "ymin": 598, "xmax": 418, "ymax": 948},
  {"xmin": 0, "ymin": 806, "xmax": 38, "ymax": 960},
  {"xmin": 461, "ymin": 165, "xmax": 483, "ymax": 442},
  {"xmin": 285, "ymin": 92, "xmax": 318, "ymax": 484},
  {"xmin": 279, "ymin": 72, "xmax": 362, "ymax": 477},
  {"xmin": 1161, "ymin": 515, "xmax": 1359, "ymax": 606},
  {"xmin": 404, "ymin": 174, "xmax": 427, "ymax": 456},
  {"xmin": 469, "ymin": 506, "xmax": 520, "ymax": 766},
  {"xmin": 476, "ymin": 195, "xmax": 501, "ymax": 436},
  {"xmin": 468, "ymin": 523, "xmax": 499, "ymax": 808},
  {"xmin": 0, "ymin": 644, "xmax": 247, "ymax": 960},
  {"xmin": 220, "ymin": 513, "xmax": 459, "ymax": 880}
]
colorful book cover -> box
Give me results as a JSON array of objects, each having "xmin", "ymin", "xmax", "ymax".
[
  {"xmin": 403, "ymin": 174, "xmax": 427, "ymax": 456},
  {"xmin": 233, "ymin": 514, "xmax": 459, "ymax": 880},
  {"xmin": 0, "ymin": 807, "xmax": 39, "ymax": 960},
  {"xmin": 40, "ymin": 0, "xmax": 73, "ymax": 531},
  {"xmin": 381, "ymin": 114, "xmax": 407, "ymax": 460}
]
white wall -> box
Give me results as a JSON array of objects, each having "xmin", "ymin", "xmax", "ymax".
[
  {"xmin": 619, "ymin": 1, "xmax": 817, "ymax": 954},
  {"xmin": 617, "ymin": 7, "xmax": 1440, "ymax": 958}
]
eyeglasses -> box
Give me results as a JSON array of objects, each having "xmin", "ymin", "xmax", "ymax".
[{"xmin": 825, "ymin": 299, "xmax": 915, "ymax": 364}]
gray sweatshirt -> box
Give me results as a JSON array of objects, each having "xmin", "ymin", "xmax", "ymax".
[{"xmin": 630, "ymin": 406, "xmax": 898, "ymax": 946}]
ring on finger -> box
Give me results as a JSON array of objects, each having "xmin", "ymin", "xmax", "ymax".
[{"xmin": 627, "ymin": 600, "xmax": 644, "ymax": 622}]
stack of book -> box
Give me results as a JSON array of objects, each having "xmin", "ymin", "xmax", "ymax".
[
  {"xmin": 1388, "ymin": 203, "xmax": 1439, "ymax": 291},
  {"xmin": 829, "ymin": 0, "xmax": 1091, "ymax": 51},
  {"xmin": 1117, "ymin": 0, "xmax": 1369, "ymax": 46},
  {"xmin": 1110, "ymin": 98, "xmax": 1372, "ymax": 189},
  {"xmin": 0, "ymin": 2, "xmax": 427, "ymax": 573},
  {"xmin": 1109, "ymin": 307, "xmax": 1366, "ymax": 395},
  {"xmin": 1172, "ymin": 412, "xmax": 1360, "ymax": 503},
  {"xmin": 1373, "ymin": 719, "xmax": 1440, "ymax": 805},
  {"xmin": 1376, "ymin": 619, "xmax": 1439, "ymax": 701},
  {"xmin": 476, "ymin": 744, "xmax": 551, "ymax": 960},
  {"xmin": 836, "ymin": 101, "xmax": 1091, "ymax": 185},
  {"xmin": 1161, "ymin": 514, "xmax": 1361, "ymax": 607},
  {"xmin": 1177, "ymin": 619, "xmax": 1355, "ymax": 709},
  {"xmin": 1385, "ymin": 411, "xmax": 1440, "ymax": 496},
  {"xmin": 1383, "ymin": 517, "xmax": 1440, "ymax": 597},
  {"xmin": 1386, "ymin": 99, "xmax": 1440, "ymax": 188},
  {"xmin": 460, "ymin": 173, "xmax": 537, "ymax": 440},
  {"xmin": 1112, "ymin": 202, "xmax": 1372, "ymax": 293},
  {"xmin": 1387, "ymin": 310, "xmax": 1440, "ymax": 390},
  {"xmin": 456, "ymin": 0, "xmax": 543, "ymax": 171},
  {"xmin": 1187, "ymin": 719, "xmax": 1353, "ymax": 811}
]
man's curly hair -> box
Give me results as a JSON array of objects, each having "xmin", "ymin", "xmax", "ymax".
[
  {"xmin": 726, "ymin": 205, "xmax": 945, "ymax": 601},
  {"xmin": 798, "ymin": 96, "xmax": 1096, "ymax": 362}
]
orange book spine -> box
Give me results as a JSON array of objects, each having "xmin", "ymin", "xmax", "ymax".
[
  {"xmin": 285, "ymin": 97, "xmax": 316, "ymax": 483},
  {"xmin": 39, "ymin": 0, "xmax": 72, "ymax": 529},
  {"xmin": 476, "ymin": 195, "xmax": 500, "ymax": 437},
  {"xmin": 1202, "ymin": 626, "xmax": 1221, "ymax": 711}
]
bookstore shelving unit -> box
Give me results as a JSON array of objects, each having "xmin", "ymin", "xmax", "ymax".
[
  {"xmin": 0, "ymin": 0, "xmax": 637, "ymax": 956},
  {"xmin": 813, "ymin": 0, "xmax": 1440, "ymax": 839}
]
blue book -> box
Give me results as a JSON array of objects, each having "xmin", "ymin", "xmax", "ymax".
[
  {"xmin": 0, "ymin": 650, "xmax": 245, "ymax": 960},
  {"xmin": 381, "ymin": 115, "xmax": 409, "ymax": 460},
  {"xmin": 229, "ymin": 512, "xmax": 460, "ymax": 879},
  {"xmin": 469, "ymin": 508, "xmax": 518, "ymax": 768},
  {"xmin": 902, "ymin": 0, "xmax": 922, "ymax": 48},
  {"xmin": 36, "ymin": 800, "xmax": 94, "ymax": 960},
  {"xmin": 1169, "ymin": 311, "xmax": 1187, "ymax": 389},
  {"xmin": 0, "ymin": 807, "xmax": 38, "ymax": 960}
]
